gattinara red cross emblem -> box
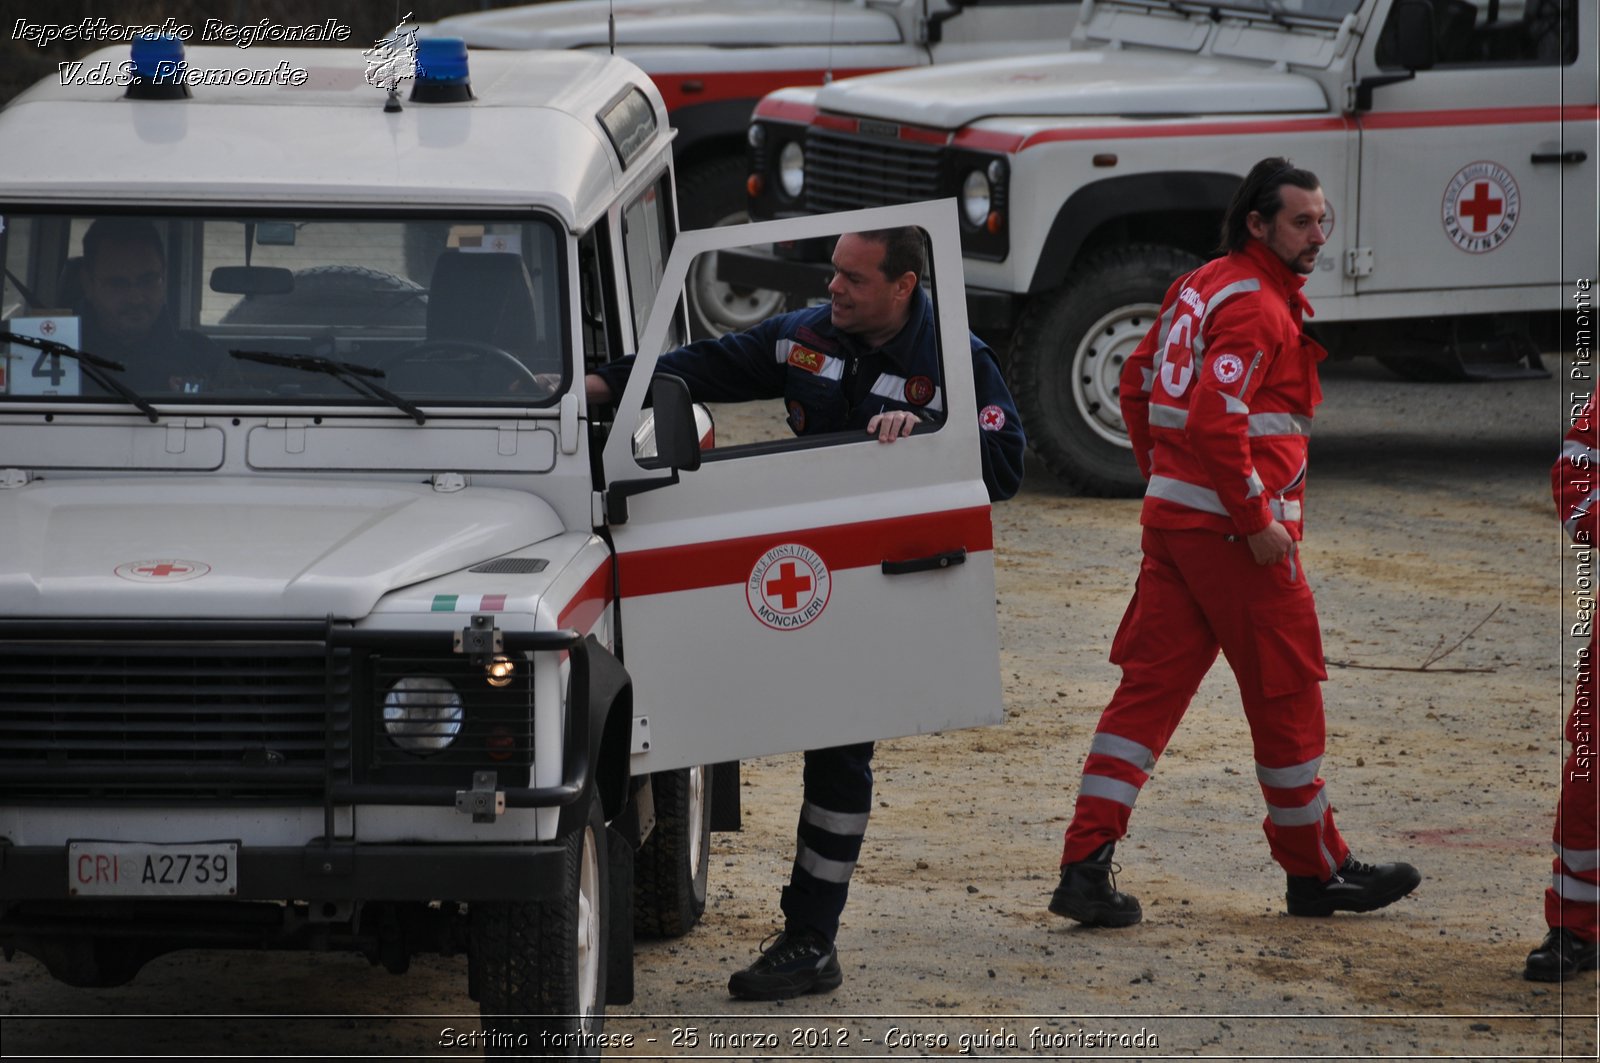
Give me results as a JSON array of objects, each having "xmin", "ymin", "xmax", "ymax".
[
  {"xmin": 1442, "ymin": 161, "xmax": 1520, "ymax": 255},
  {"xmin": 747, "ymin": 543, "xmax": 831, "ymax": 631},
  {"xmin": 114, "ymin": 559, "xmax": 212, "ymax": 583}
]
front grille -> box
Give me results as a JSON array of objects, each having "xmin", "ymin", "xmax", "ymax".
[
  {"xmin": 0, "ymin": 641, "xmax": 351, "ymax": 800},
  {"xmin": 803, "ymin": 128, "xmax": 944, "ymax": 213}
]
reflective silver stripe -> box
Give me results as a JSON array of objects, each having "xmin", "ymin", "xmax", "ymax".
[
  {"xmin": 795, "ymin": 840, "xmax": 855, "ymax": 884},
  {"xmin": 801, "ymin": 801, "xmax": 870, "ymax": 837},
  {"xmin": 1236, "ymin": 350, "xmax": 1264, "ymax": 396},
  {"xmin": 1248, "ymin": 413, "xmax": 1312, "ymax": 437},
  {"xmin": 1193, "ymin": 279, "xmax": 1263, "ymax": 361},
  {"xmin": 774, "ymin": 339, "xmax": 844, "ymax": 380},
  {"xmin": 1089, "ymin": 733, "xmax": 1157, "ymax": 773},
  {"xmin": 869, "ymin": 374, "xmax": 945, "ymax": 414},
  {"xmin": 1554, "ymin": 872, "xmax": 1600, "ymax": 903},
  {"xmin": 1147, "ymin": 475, "xmax": 1301, "ymax": 522},
  {"xmin": 1245, "ymin": 471, "xmax": 1265, "ymax": 499},
  {"xmin": 1266, "ymin": 789, "xmax": 1329, "ymax": 827},
  {"xmin": 1139, "ymin": 366, "xmax": 1155, "ymax": 392},
  {"xmin": 1147, "ymin": 475, "xmax": 1230, "ymax": 516},
  {"xmin": 1256, "ymin": 757, "xmax": 1323, "ymax": 790},
  {"xmin": 1079, "ymin": 774, "xmax": 1140, "ymax": 809},
  {"xmin": 1556, "ymin": 843, "xmax": 1600, "ymax": 873},
  {"xmin": 1222, "ymin": 391, "xmax": 1250, "ymax": 415},
  {"xmin": 1148, "ymin": 405, "xmax": 1188, "ymax": 430}
]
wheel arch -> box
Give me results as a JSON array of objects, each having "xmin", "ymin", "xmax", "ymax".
[
  {"xmin": 580, "ymin": 635, "xmax": 635, "ymax": 828},
  {"xmin": 668, "ymin": 100, "xmax": 757, "ymax": 173},
  {"xmin": 1028, "ymin": 171, "xmax": 1239, "ymax": 294}
]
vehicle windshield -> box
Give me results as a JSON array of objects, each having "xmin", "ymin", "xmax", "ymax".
[
  {"xmin": 1109, "ymin": 0, "xmax": 1360, "ymax": 22},
  {"xmin": 0, "ymin": 211, "xmax": 567, "ymax": 410}
]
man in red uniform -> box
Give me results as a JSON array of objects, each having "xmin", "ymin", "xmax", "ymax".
[
  {"xmin": 1525, "ymin": 388, "xmax": 1599, "ymax": 980},
  {"xmin": 1049, "ymin": 158, "xmax": 1420, "ymax": 927}
]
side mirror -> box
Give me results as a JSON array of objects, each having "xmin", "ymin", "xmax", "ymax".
[
  {"xmin": 1390, "ymin": 0, "xmax": 1438, "ymax": 70},
  {"xmin": 210, "ymin": 266, "xmax": 294, "ymax": 295},
  {"xmin": 648, "ymin": 373, "xmax": 702, "ymax": 473}
]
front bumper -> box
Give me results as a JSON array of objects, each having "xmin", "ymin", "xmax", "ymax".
[{"xmin": 0, "ymin": 840, "xmax": 569, "ymax": 902}]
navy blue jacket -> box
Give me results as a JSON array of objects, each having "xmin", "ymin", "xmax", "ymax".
[{"xmin": 596, "ymin": 289, "xmax": 1024, "ymax": 501}]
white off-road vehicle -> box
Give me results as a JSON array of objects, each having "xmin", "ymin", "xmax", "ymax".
[
  {"xmin": 434, "ymin": 0, "xmax": 1080, "ymax": 337},
  {"xmin": 0, "ymin": 37, "xmax": 1005, "ymax": 1054},
  {"xmin": 743, "ymin": 0, "xmax": 1597, "ymax": 494}
]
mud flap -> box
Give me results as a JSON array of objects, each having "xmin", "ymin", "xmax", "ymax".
[
  {"xmin": 605, "ymin": 824, "xmax": 635, "ymax": 1005},
  {"xmin": 710, "ymin": 760, "xmax": 741, "ymax": 831}
]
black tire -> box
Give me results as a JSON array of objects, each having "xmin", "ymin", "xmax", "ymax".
[
  {"xmin": 1009, "ymin": 244, "xmax": 1204, "ymax": 497},
  {"xmin": 678, "ymin": 156, "xmax": 791, "ymax": 339},
  {"xmin": 219, "ymin": 265, "xmax": 426, "ymax": 328},
  {"xmin": 633, "ymin": 765, "xmax": 712, "ymax": 938},
  {"xmin": 470, "ymin": 792, "xmax": 608, "ymax": 1059}
]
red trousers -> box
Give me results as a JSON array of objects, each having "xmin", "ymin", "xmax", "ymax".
[
  {"xmin": 1546, "ymin": 636, "xmax": 1599, "ymax": 939},
  {"xmin": 1062, "ymin": 527, "xmax": 1350, "ymax": 879}
]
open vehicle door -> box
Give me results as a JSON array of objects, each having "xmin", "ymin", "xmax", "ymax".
[{"xmin": 601, "ymin": 201, "xmax": 1006, "ymax": 774}]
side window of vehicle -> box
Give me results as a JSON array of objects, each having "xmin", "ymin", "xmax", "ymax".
[
  {"xmin": 666, "ymin": 227, "xmax": 954, "ymax": 454},
  {"xmin": 578, "ymin": 226, "xmax": 621, "ymax": 371},
  {"xmin": 621, "ymin": 173, "xmax": 684, "ymax": 354},
  {"xmin": 1377, "ymin": 0, "xmax": 1578, "ymax": 67}
]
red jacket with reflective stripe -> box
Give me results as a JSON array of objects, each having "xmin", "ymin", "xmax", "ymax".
[
  {"xmin": 1555, "ymin": 390, "xmax": 1598, "ymax": 546},
  {"xmin": 1120, "ymin": 240, "xmax": 1326, "ymax": 539}
]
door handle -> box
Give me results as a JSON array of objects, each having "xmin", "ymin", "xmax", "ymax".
[
  {"xmin": 1531, "ymin": 151, "xmax": 1588, "ymax": 164},
  {"xmin": 882, "ymin": 548, "xmax": 967, "ymax": 575}
]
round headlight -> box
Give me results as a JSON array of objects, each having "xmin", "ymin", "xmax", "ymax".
[
  {"xmin": 778, "ymin": 141, "xmax": 805, "ymax": 199},
  {"xmin": 383, "ymin": 677, "xmax": 463, "ymax": 753},
  {"xmin": 960, "ymin": 170, "xmax": 992, "ymax": 228}
]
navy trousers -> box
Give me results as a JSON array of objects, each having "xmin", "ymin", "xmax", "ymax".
[{"xmin": 779, "ymin": 741, "xmax": 874, "ymax": 941}]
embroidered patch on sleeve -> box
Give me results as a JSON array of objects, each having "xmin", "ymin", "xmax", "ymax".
[{"xmin": 787, "ymin": 345, "xmax": 827, "ymax": 374}]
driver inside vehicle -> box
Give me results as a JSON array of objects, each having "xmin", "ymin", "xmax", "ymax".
[{"xmin": 76, "ymin": 218, "xmax": 229, "ymax": 394}]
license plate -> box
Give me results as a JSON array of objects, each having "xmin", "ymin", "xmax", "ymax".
[{"xmin": 68, "ymin": 841, "xmax": 238, "ymax": 897}]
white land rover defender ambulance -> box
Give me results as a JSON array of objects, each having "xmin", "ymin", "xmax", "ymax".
[
  {"xmin": 433, "ymin": 0, "xmax": 1080, "ymax": 337},
  {"xmin": 0, "ymin": 37, "xmax": 1005, "ymax": 1049},
  {"xmin": 743, "ymin": 0, "xmax": 1598, "ymax": 494}
]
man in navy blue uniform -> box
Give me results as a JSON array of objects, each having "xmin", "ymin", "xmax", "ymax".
[{"xmin": 588, "ymin": 226, "xmax": 1024, "ymax": 1000}]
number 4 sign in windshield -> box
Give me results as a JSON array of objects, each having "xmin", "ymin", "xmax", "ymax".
[{"xmin": 5, "ymin": 315, "xmax": 82, "ymax": 396}]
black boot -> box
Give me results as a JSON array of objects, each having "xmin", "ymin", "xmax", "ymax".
[
  {"xmin": 1524, "ymin": 927, "xmax": 1600, "ymax": 982},
  {"xmin": 1285, "ymin": 855, "xmax": 1420, "ymax": 916},
  {"xmin": 1049, "ymin": 842, "xmax": 1142, "ymax": 928}
]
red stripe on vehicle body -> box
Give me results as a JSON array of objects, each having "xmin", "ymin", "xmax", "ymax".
[
  {"xmin": 755, "ymin": 97, "xmax": 820, "ymax": 123},
  {"xmin": 558, "ymin": 563, "xmax": 613, "ymax": 637},
  {"xmin": 774, "ymin": 104, "xmax": 1597, "ymax": 157},
  {"xmin": 656, "ymin": 68, "xmax": 893, "ymax": 112},
  {"xmin": 1017, "ymin": 115, "xmax": 1353, "ymax": 151},
  {"xmin": 616, "ymin": 506, "xmax": 993, "ymax": 598},
  {"xmin": 1358, "ymin": 104, "xmax": 1600, "ymax": 129}
]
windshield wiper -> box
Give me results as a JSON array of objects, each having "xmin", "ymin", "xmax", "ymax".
[
  {"xmin": 0, "ymin": 329, "xmax": 160, "ymax": 422},
  {"xmin": 230, "ymin": 349, "xmax": 426, "ymax": 424}
]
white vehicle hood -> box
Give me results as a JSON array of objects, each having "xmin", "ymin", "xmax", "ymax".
[
  {"xmin": 435, "ymin": 0, "xmax": 903, "ymax": 49},
  {"xmin": 812, "ymin": 49, "xmax": 1328, "ymax": 126},
  {"xmin": 0, "ymin": 478, "xmax": 563, "ymax": 619}
]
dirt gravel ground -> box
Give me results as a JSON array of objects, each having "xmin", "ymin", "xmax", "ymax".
[{"xmin": 2, "ymin": 358, "xmax": 1595, "ymax": 1060}]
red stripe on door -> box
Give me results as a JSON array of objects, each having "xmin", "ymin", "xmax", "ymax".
[
  {"xmin": 1359, "ymin": 104, "xmax": 1600, "ymax": 129},
  {"xmin": 616, "ymin": 506, "xmax": 993, "ymax": 598}
]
